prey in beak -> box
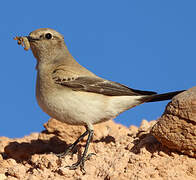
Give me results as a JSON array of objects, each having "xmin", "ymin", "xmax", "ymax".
[{"xmin": 14, "ymin": 36, "xmax": 30, "ymax": 51}]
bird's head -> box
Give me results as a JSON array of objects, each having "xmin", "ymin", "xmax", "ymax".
[{"xmin": 27, "ymin": 28, "xmax": 69, "ymax": 62}]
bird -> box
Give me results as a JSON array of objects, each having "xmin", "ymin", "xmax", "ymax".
[{"xmin": 15, "ymin": 28, "xmax": 184, "ymax": 171}]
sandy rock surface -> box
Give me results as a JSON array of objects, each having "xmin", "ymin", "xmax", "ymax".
[
  {"xmin": 151, "ymin": 87, "xmax": 196, "ymax": 157},
  {"xmin": 0, "ymin": 118, "xmax": 195, "ymax": 180}
]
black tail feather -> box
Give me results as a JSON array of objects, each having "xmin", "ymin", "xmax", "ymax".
[{"xmin": 141, "ymin": 90, "xmax": 185, "ymax": 103}]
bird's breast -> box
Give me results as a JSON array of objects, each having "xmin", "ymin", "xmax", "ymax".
[{"xmin": 36, "ymin": 74, "xmax": 116, "ymax": 125}]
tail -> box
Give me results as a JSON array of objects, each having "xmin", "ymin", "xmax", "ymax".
[{"xmin": 141, "ymin": 90, "xmax": 185, "ymax": 103}]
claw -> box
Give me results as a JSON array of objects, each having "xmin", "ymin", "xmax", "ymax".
[
  {"xmin": 65, "ymin": 152, "xmax": 96, "ymax": 172},
  {"xmin": 55, "ymin": 128, "xmax": 94, "ymax": 171},
  {"xmin": 55, "ymin": 146, "xmax": 75, "ymax": 158},
  {"xmin": 85, "ymin": 153, "xmax": 96, "ymax": 160}
]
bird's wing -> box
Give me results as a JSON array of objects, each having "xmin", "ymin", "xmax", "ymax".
[{"xmin": 52, "ymin": 68, "xmax": 157, "ymax": 96}]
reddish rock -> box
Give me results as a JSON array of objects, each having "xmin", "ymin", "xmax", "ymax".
[
  {"xmin": 0, "ymin": 118, "xmax": 195, "ymax": 179},
  {"xmin": 151, "ymin": 87, "xmax": 196, "ymax": 157}
]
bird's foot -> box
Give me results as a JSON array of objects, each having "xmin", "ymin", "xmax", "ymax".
[
  {"xmin": 65, "ymin": 153, "xmax": 96, "ymax": 172},
  {"xmin": 55, "ymin": 129, "xmax": 89, "ymax": 158},
  {"xmin": 55, "ymin": 145, "xmax": 75, "ymax": 158}
]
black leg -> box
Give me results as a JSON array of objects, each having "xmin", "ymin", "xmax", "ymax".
[
  {"xmin": 56, "ymin": 129, "xmax": 89, "ymax": 158},
  {"xmin": 66, "ymin": 128, "xmax": 95, "ymax": 171}
]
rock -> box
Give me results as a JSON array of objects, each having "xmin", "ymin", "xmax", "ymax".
[
  {"xmin": 0, "ymin": 118, "xmax": 195, "ymax": 179},
  {"xmin": 151, "ymin": 87, "xmax": 196, "ymax": 157}
]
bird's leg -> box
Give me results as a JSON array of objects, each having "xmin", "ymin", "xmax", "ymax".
[
  {"xmin": 56, "ymin": 130, "xmax": 89, "ymax": 158},
  {"xmin": 66, "ymin": 128, "xmax": 95, "ymax": 171}
]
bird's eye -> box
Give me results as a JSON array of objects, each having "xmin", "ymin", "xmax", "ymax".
[{"xmin": 45, "ymin": 33, "xmax": 52, "ymax": 39}]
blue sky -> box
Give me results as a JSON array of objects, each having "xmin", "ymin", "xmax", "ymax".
[{"xmin": 0, "ymin": 1, "xmax": 195, "ymax": 137}]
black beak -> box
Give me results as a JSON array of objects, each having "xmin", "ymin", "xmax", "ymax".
[{"xmin": 27, "ymin": 36, "xmax": 39, "ymax": 42}]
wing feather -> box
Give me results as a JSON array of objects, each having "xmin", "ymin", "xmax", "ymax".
[{"xmin": 52, "ymin": 71, "xmax": 157, "ymax": 96}]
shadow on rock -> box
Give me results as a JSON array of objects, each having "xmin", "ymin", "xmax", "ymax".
[
  {"xmin": 3, "ymin": 130, "xmax": 115, "ymax": 163},
  {"xmin": 130, "ymin": 132, "xmax": 172, "ymax": 156},
  {"xmin": 3, "ymin": 134, "xmax": 68, "ymax": 162},
  {"xmin": 93, "ymin": 135, "xmax": 115, "ymax": 144}
]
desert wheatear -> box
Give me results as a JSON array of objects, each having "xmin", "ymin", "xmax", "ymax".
[{"xmin": 15, "ymin": 28, "xmax": 184, "ymax": 171}]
